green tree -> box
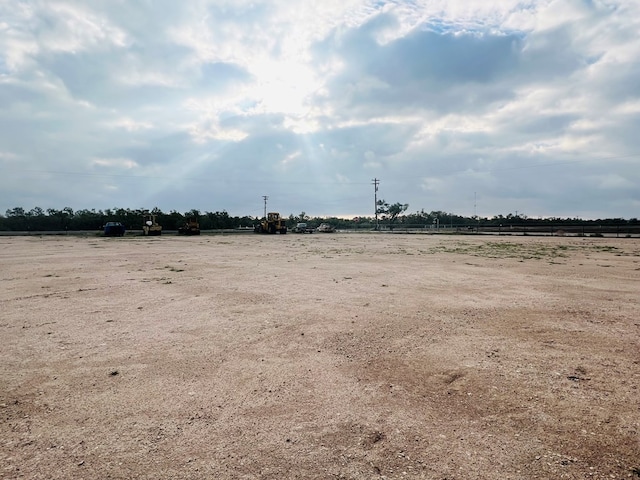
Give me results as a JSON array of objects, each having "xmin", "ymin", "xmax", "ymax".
[
  {"xmin": 71, "ymin": 209, "xmax": 102, "ymax": 230},
  {"xmin": 376, "ymin": 200, "xmax": 409, "ymax": 228},
  {"xmin": 29, "ymin": 207, "xmax": 45, "ymax": 217},
  {"xmin": 6, "ymin": 207, "xmax": 26, "ymax": 217}
]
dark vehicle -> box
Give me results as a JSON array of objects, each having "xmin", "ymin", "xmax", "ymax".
[
  {"xmin": 293, "ymin": 222, "xmax": 314, "ymax": 233},
  {"xmin": 103, "ymin": 222, "xmax": 125, "ymax": 236}
]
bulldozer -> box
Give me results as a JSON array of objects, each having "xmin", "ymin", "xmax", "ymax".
[
  {"xmin": 178, "ymin": 216, "xmax": 200, "ymax": 235},
  {"xmin": 142, "ymin": 214, "xmax": 162, "ymax": 236},
  {"xmin": 254, "ymin": 212, "xmax": 287, "ymax": 234}
]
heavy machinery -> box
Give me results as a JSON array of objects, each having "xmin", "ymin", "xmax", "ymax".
[
  {"xmin": 254, "ymin": 212, "xmax": 287, "ymax": 234},
  {"xmin": 142, "ymin": 214, "xmax": 162, "ymax": 236},
  {"xmin": 178, "ymin": 217, "xmax": 200, "ymax": 235}
]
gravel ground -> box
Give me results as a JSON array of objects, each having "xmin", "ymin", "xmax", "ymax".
[{"xmin": 1, "ymin": 233, "xmax": 639, "ymax": 479}]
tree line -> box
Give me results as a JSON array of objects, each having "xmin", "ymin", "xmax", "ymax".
[
  {"xmin": 0, "ymin": 207, "xmax": 255, "ymax": 232},
  {"xmin": 1, "ymin": 206, "xmax": 638, "ymax": 232}
]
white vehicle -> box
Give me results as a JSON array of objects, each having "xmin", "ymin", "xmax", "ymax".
[{"xmin": 316, "ymin": 223, "xmax": 335, "ymax": 233}]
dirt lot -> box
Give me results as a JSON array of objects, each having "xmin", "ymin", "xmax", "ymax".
[{"xmin": 1, "ymin": 233, "xmax": 639, "ymax": 479}]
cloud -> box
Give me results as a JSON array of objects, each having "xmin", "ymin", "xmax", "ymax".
[
  {"xmin": 91, "ymin": 157, "xmax": 139, "ymax": 169},
  {"xmin": 0, "ymin": 1, "xmax": 639, "ymax": 219}
]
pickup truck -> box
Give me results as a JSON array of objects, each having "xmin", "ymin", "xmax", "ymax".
[
  {"xmin": 316, "ymin": 223, "xmax": 336, "ymax": 233},
  {"xmin": 293, "ymin": 222, "xmax": 314, "ymax": 233}
]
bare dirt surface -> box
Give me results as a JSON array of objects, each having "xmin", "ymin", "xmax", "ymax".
[{"xmin": 1, "ymin": 233, "xmax": 639, "ymax": 479}]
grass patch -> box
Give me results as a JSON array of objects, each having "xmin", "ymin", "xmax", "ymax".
[{"xmin": 426, "ymin": 240, "xmax": 635, "ymax": 261}]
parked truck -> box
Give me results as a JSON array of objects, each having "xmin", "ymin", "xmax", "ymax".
[
  {"xmin": 103, "ymin": 222, "xmax": 125, "ymax": 236},
  {"xmin": 316, "ymin": 223, "xmax": 336, "ymax": 233},
  {"xmin": 292, "ymin": 222, "xmax": 314, "ymax": 233}
]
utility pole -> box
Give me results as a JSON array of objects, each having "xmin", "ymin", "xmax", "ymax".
[
  {"xmin": 474, "ymin": 191, "xmax": 477, "ymax": 219},
  {"xmin": 372, "ymin": 178, "xmax": 380, "ymax": 230},
  {"xmin": 474, "ymin": 192, "xmax": 478, "ymax": 232},
  {"xmin": 262, "ymin": 195, "xmax": 268, "ymax": 220}
]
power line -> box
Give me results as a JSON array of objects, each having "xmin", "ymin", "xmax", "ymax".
[{"xmin": 0, "ymin": 168, "xmax": 374, "ymax": 185}]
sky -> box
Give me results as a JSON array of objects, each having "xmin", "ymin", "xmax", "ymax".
[{"xmin": 1, "ymin": 0, "xmax": 640, "ymax": 220}]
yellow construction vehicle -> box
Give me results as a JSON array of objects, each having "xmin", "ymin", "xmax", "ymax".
[
  {"xmin": 254, "ymin": 212, "xmax": 287, "ymax": 234},
  {"xmin": 142, "ymin": 214, "xmax": 162, "ymax": 236},
  {"xmin": 178, "ymin": 216, "xmax": 200, "ymax": 235}
]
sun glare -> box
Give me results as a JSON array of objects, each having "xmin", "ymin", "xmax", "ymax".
[{"xmin": 251, "ymin": 60, "xmax": 318, "ymax": 116}]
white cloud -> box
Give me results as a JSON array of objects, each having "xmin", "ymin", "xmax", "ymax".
[
  {"xmin": 107, "ymin": 117, "xmax": 153, "ymax": 132},
  {"xmin": 91, "ymin": 157, "xmax": 139, "ymax": 169},
  {"xmin": 0, "ymin": 0, "xmax": 639, "ymax": 218},
  {"xmin": 38, "ymin": 2, "xmax": 129, "ymax": 53},
  {"xmin": 589, "ymin": 173, "xmax": 635, "ymax": 191}
]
